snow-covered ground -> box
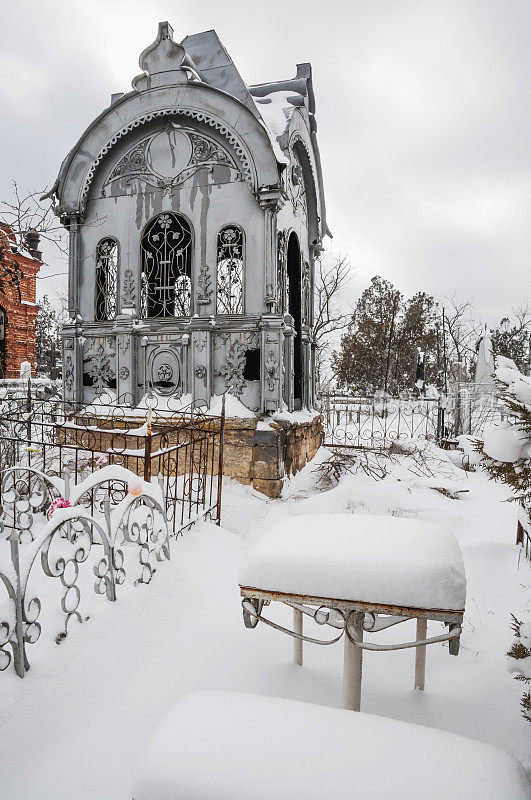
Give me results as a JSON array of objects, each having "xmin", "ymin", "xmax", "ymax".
[{"xmin": 0, "ymin": 446, "xmax": 529, "ymax": 799}]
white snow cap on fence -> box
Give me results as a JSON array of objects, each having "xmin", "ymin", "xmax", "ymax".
[
  {"xmin": 133, "ymin": 691, "xmax": 530, "ymax": 800},
  {"xmin": 239, "ymin": 514, "xmax": 466, "ymax": 611}
]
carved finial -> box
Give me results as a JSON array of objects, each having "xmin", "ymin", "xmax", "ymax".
[{"xmin": 132, "ymin": 21, "xmax": 189, "ymax": 91}]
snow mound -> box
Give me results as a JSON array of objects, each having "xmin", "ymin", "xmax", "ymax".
[
  {"xmin": 239, "ymin": 513, "xmax": 466, "ymax": 611},
  {"xmin": 483, "ymin": 423, "xmax": 527, "ymax": 463},
  {"xmin": 133, "ymin": 691, "xmax": 530, "ymax": 800},
  {"xmin": 208, "ymin": 392, "xmax": 256, "ymax": 419}
]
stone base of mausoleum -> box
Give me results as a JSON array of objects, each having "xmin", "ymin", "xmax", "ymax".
[
  {"xmin": 223, "ymin": 414, "xmax": 323, "ymax": 498},
  {"xmin": 63, "ymin": 410, "xmax": 323, "ymax": 500}
]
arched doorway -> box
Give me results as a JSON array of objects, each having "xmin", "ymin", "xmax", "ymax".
[{"xmin": 287, "ymin": 232, "xmax": 302, "ymax": 409}]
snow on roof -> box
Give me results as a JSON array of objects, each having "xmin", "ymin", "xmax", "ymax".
[
  {"xmin": 251, "ymin": 90, "xmax": 303, "ymax": 164},
  {"xmin": 239, "ymin": 513, "xmax": 466, "ymax": 611},
  {"xmin": 133, "ymin": 691, "xmax": 530, "ymax": 800}
]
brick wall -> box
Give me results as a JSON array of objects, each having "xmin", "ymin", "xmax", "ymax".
[{"xmin": 0, "ymin": 229, "xmax": 41, "ymax": 379}]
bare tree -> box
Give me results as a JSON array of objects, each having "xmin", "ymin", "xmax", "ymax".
[
  {"xmin": 0, "ymin": 182, "xmax": 67, "ymax": 298},
  {"xmin": 439, "ymin": 295, "xmax": 482, "ymax": 385},
  {"xmin": 313, "ymin": 254, "xmax": 352, "ymax": 389}
]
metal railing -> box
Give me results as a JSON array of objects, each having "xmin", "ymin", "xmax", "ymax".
[
  {"xmin": 0, "ymin": 393, "xmax": 226, "ymax": 678},
  {"xmin": 0, "ymin": 392, "xmax": 225, "ymax": 536},
  {"xmin": 318, "ymin": 393, "xmax": 446, "ymax": 449},
  {"xmin": 317, "ymin": 386, "xmax": 506, "ymax": 449}
]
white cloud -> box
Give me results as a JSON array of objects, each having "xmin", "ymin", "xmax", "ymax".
[{"xmin": 0, "ymin": 0, "xmax": 529, "ymax": 324}]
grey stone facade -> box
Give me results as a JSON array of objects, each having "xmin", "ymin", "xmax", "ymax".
[{"xmin": 50, "ymin": 22, "xmax": 329, "ymax": 413}]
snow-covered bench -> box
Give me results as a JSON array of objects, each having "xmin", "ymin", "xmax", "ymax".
[
  {"xmin": 133, "ymin": 691, "xmax": 529, "ymax": 800},
  {"xmin": 239, "ymin": 514, "xmax": 466, "ymax": 710}
]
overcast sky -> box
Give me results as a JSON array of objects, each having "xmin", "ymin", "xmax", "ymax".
[{"xmin": 1, "ymin": 0, "xmax": 529, "ymax": 324}]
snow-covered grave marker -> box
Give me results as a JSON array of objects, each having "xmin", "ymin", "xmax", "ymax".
[
  {"xmin": 239, "ymin": 514, "xmax": 466, "ymax": 711},
  {"xmin": 133, "ymin": 691, "xmax": 530, "ymax": 800}
]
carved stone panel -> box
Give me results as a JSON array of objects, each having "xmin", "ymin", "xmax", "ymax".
[
  {"xmin": 213, "ymin": 332, "xmax": 260, "ymax": 413},
  {"xmin": 146, "ymin": 345, "xmax": 185, "ymax": 397},
  {"xmin": 82, "ymin": 337, "xmax": 116, "ymax": 397},
  {"xmin": 102, "ymin": 122, "xmax": 241, "ymax": 196}
]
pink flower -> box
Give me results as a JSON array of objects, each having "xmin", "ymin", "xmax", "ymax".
[
  {"xmin": 128, "ymin": 482, "xmax": 143, "ymax": 497},
  {"xmin": 49, "ymin": 498, "xmax": 72, "ymax": 517}
]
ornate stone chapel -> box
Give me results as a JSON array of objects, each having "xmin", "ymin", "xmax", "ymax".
[{"xmin": 50, "ymin": 22, "xmax": 329, "ymax": 494}]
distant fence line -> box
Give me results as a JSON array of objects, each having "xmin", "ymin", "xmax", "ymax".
[{"xmin": 317, "ymin": 385, "xmax": 504, "ymax": 448}]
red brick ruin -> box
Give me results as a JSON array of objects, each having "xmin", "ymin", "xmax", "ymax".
[{"xmin": 0, "ymin": 227, "xmax": 41, "ymax": 379}]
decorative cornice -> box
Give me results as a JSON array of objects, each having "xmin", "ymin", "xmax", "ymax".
[{"xmin": 69, "ymin": 108, "xmax": 258, "ymax": 217}]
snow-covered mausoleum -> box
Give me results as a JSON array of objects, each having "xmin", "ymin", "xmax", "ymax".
[{"xmin": 51, "ymin": 22, "xmax": 329, "ymax": 495}]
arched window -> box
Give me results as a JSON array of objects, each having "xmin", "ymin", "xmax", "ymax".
[
  {"xmin": 141, "ymin": 213, "xmax": 193, "ymax": 318},
  {"xmin": 216, "ymin": 225, "xmax": 244, "ymax": 315},
  {"xmin": 95, "ymin": 238, "xmax": 118, "ymax": 321}
]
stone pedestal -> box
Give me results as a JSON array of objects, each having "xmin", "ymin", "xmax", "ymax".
[
  {"xmin": 70, "ymin": 408, "xmax": 323, "ymax": 500},
  {"xmin": 223, "ymin": 413, "xmax": 323, "ymax": 498}
]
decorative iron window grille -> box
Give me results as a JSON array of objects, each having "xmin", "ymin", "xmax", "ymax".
[
  {"xmin": 95, "ymin": 238, "xmax": 118, "ymax": 321},
  {"xmin": 216, "ymin": 226, "xmax": 244, "ymax": 315},
  {"xmin": 141, "ymin": 213, "xmax": 193, "ymax": 318}
]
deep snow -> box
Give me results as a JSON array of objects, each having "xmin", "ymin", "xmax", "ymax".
[
  {"xmin": 133, "ymin": 691, "xmax": 530, "ymax": 800},
  {"xmin": 0, "ymin": 446, "xmax": 529, "ymax": 799}
]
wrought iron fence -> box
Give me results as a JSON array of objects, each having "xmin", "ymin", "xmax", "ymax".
[
  {"xmin": 318, "ymin": 393, "xmax": 446, "ymax": 449},
  {"xmin": 0, "ymin": 393, "xmax": 225, "ymax": 678},
  {"xmin": 318, "ymin": 387, "xmax": 505, "ymax": 449},
  {"xmin": 0, "ymin": 466, "xmax": 171, "ymax": 677},
  {"xmin": 0, "ymin": 392, "xmax": 225, "ymax": 536}
]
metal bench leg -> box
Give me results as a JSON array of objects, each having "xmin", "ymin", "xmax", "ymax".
[
  {"xmin": 414, "ymin": 617, "xmax": 427, "ymax": 690},
  {"xmin": 293, "ymin": 608, "xmax": 303, "ymax": 666},
  {"xmin": 343, "ymin": 612, "xmax": 363, "ymax": 711}
]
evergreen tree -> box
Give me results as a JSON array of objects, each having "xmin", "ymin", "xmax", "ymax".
[
  {"xmin": 507, "ymin": 615, "xmax": 531, "ymax": 724},
  {"xmin": 332, "ymin": 276, "xmax": 401, "ymax": 392},
  {"xmin": 332, "ymin": 277, "xmax": 439, "ymax": 393},
  {"xmin": 393, "ymin": 292, "xmax": 439, "ymax": 389},
  {"xmin": 490, "ymin": 306, "xmax": 531, "ymax": 374},
  {"xmin": 479, "ymin": 358, "xmax": 531, "ymax": 506},
  {"xmin": 479, "ymin": 359, "xmax": 531, "ymax": 724}
]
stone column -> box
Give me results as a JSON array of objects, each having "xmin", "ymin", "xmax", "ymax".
[
  {"xmin": 260, "ymin": 315, "xmax": 283, "ymax": 413},
  {"xmin": 301, "ymin": 324, "xmax": 311, "ymax": 410},
  {"xmin": 67, "ymin": 218, "xmax": 81, "ymax": 315},
  {"xmin": 60, "ymin": 325, "xmax": 78, "ymax": 403},
  {"xmin": 283, "ymin": 313, "xmax": 295, "ymax": 411},
  {"xmin": 190, "ymin": 319, "xmax": 212, "ymax": 406},
  {"xmin": 115, "ymin": 330, "xmax": 135, "ymax": 406},
  {"xmin": 257, "ymin": 189, "xmax": 284, "ymax": 313}
]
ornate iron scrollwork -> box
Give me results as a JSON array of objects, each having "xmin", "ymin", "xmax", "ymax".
[
  {"xmin": 95, "ymin": 238, "xmax": 118, "ymax": 321},
  {"xmin": 103, "ymin": 123, "xmax": 238, "ymax": 195},
  {"xmin": 140, "ymin": 212, "xmax": 193, "ymax": 318},
  {"xmin": 216, "ymin": 340, "xmax": 246, "ymax": 397},
  {"xmin": 216, "ymin": 226, "xmax": 244, "ymax": 314}
]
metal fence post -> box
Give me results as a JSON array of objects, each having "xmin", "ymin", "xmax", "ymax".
[
  {"xmin": 9, "ymin": 530, "xmax": 26, "ymax": 678},
  {"xmin": 216, "ymin": 394, "xmax": 225, "ymax": 526},
  {"xmin": 144, "ymin": 429, "xmax": 152, "ymax": 483},
  {"xmin": 103, "ymin": 497, "xmax": 116, "ymax": 601}
]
